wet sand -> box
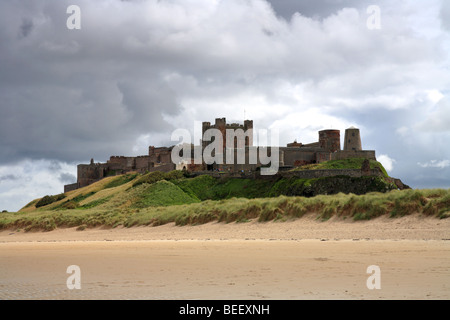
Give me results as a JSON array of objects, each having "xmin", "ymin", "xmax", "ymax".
[{"xmin": 0, "ymin": 214, "xmax": 449, "ymax": 300}]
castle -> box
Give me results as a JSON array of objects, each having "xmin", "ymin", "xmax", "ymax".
[{"xmin": 64, "ymin": 118, "xmax": 376, "ymax": 192}]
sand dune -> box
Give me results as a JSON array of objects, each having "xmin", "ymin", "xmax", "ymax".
[{"xmin": 1, "ymin": 213, "xmax": 449, "ymax": 242}]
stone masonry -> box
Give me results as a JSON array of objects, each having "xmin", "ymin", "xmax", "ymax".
[{"xmin": 65, "ymin": 117, "xmax": 376, "ymax": 192}]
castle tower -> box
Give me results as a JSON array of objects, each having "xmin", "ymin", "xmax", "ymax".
[
  {"xmin": 202, "ymin": 117, "xmax": 254, "ymax": 151},
  {"xmin": 344, "ymin": 127, "xmax": 362, "ymax": 151},
  {"xmin": 201, "ymin": 121, "xmax": 211, "ymax": 151},
  {"xmin": 215, "ymin": 117, "xmax": 227, "ymax": 150},
  {"xmin": 243, "ymin": 120, "xmax": 253, "ymax": 147},
  {"xmin": 319, "ymin": 129, "xmax": 341, "ymax": 153}
]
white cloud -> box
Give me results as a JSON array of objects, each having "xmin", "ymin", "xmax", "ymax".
[
  {"xmin": 426, "ymin": 89, "xmax": 444, "ymax": 103},
  {"xmin": 269, "ymin": 109, "xmax": 352, "ymax": 145},
  {"xmin": 396, "ymin": 126, "xmax": 409, "ymax": 137},
  {"xmin": 0, "ymin": 160, "xmax": 76, "ymax": 212},
  {"xmin": 416, "ymin": 97, "xmax": 450, "ymax": 133},
  {"xmin": 378, "ymin": 154, "xmax": 396, "ymax": 172},
  {"xmin": 418, "ymin": 160, "xmax": 450, "ymax": 169}
]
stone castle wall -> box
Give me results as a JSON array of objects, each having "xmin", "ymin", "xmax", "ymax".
[
  {"xmin": 279, "ymin": 168, "xmax": 384, "ymax": 179},
  {"xmin": 148, "ymin": 163, "xmax": 176, "ymax": 173},
  {"xmin": 64, "ymin": 118, "xmax": 379, "ymax": 192},
  {"xmin": 135, "ymin": 156, "xmax": 151, "ymax": 171},
  {"xmin": 331, "ymin": 150, "xmax": 376, "ymax": 161},
  {"xmin": 191, "ymin": 168, "xmax": 384, "ymax": 180},
  {"xmin": 64, "ymin": 182, "xmax": 79, "ymax": 193}
]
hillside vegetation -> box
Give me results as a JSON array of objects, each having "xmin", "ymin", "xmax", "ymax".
[
  {"xmin": 1, "ymin": 159, "xmax": 448, "ymax": 231},
  {"xmin": 291, "ymin": 158, "xmax": 389, "ymax": 177}
]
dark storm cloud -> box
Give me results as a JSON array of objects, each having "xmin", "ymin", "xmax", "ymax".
[
  {"xmin": 0, "ymin": 0, "xmax": 185, "ymax": 163},
  {"xmin": 0, "ymin": 174, "xmax": 20, "ymax": 182},
  {"xmin": 48, "ymin": 160, "xmax": 62, "ymax": 171},
  {"xmin": 0, "ymin": 80, "xmax": 180, "ymax": 163},
  {"xmin": 0, "ymin": 0, "xmax": 449, "ymax": 214},
  {"xmin": 19, "ymin": 18, "xmax": 34, "ymax": 38},
  {"xmin": 267, "ymin": 0, "xmax": 370, "ymax": 19},
  {"xmin": 58, "ymin": 172, "xmax": 76, "ymax": 184},
  {"xmin": 118, "ymin": 80, "xmax": 181, "ymax": 130}
]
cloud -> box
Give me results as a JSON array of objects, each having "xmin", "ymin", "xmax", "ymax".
[
  {"xmin": 0, "ymin": 0, "xmax": 449, "ymax": 209},
  {"xmin": 0, "ymin": 159, "xmax": 77, "ymax": 212},
  {"xmin": 416, "ymin": 97, "xmax": 450, "ymax": 133},
  {"xmin": 426, "ymin": 90, "xmax": 444, "ymax": 103},
  {"xmin": 418, "ymin": 160, "xmax": 450, "ymax": 169},
  {"xmin": 0, "ymin": 174, "xmax": 20, "ymax": 182},
  {"xmin": 396, "ymin": 126, "xmax": 409, "ymax": 137},
  {"xmin": 58, "ymin": 172, "xmax": 76, "ymax": 184},
  {"xmin": 440, "ymin": 0, "xmax": 450, "ymax": 31},
  {"xmin": 19, "ymin": 18, "xmax": 33, "ymax": 38},
  {"xmin": 267, "ymin": 0, "xmax": 370, "ymax": 20},
  {"xmin": 378, "ymin": 154, "xmax": 396, "ymax": 172}
]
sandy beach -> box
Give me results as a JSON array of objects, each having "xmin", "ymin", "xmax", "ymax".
[{"xmin": 1, "ymin": 214, "xmax": 449, "ymax": 300}]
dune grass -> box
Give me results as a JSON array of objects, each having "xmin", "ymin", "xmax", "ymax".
[
  {"xmin": 6, "ymin": 163, "xmax": 448, "ymax": 231},
  {"xmin": 1, "ymin": 188, "xmax": 448, "ymax": 231},
  {"xmin": 132, "ymin": 170, "xmax": 185, "ymax": 187},
  {"xmin": 35, "ymin": 194, "xmax": 66, "ymax": 208},
  {"xmin": 129, "ymin": 180, "xmax": 199, "ymax": 208},
  {"xmin": 104, "ymin": 173, "xmax": 138, "ymax": 189}
]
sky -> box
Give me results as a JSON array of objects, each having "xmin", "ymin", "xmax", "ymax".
[{"xmin": 0, "ymin": 0, "xmax": 449, "ymax": 211}]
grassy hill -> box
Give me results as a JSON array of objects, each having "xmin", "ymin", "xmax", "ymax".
[
  {"xmin": 291, "ymin": 158, "xmax": 389, "ymax": 177},
  {"xmin": 1, "ymin": 159, "xmax": 448, "ymax": 231}
]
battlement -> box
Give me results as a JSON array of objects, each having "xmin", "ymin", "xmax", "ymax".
[
  {"xmin": 202, "ymin": 117, "xmax": 254, "ymax": 151},
  {"xmin": 202, "ymin": 118, "xmax": 253, "ymax": 130},
  {"xmin": 287, "ymin": 140, "xmax": 303, "ymax": 148}
]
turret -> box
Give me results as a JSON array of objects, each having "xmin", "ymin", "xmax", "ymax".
[
  {"xmin": 319, "ymin": 129, "xmax": 341, "ymax": 153},
  {"xmin": 344, "ymin": 127, "xmax": 362, "ymax": 151},
  {"xmin": 243, "ymin": 120, "xmax": 253, "ymax": 146}
]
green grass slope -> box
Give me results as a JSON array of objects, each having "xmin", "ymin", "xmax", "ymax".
[
  {"xmin": 2, "ymin": 160, "xmax": 447, "ymax": 231},
  {"xmin": 292, "ymin": 158, "xmax": 389, "ymax": 177}
]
